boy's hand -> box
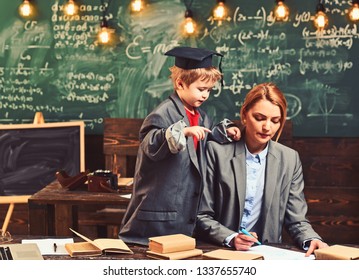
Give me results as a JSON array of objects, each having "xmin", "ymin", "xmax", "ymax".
[
  {"xmin": 226, "ymin": 126, "xmax": 241, "ymax": 141},
  {"xmin": 184, "ymin": 126, "xmax": 211, "ymax": 140}
]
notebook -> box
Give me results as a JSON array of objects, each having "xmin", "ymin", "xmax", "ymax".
[{"xmin": 0, "ymin": 243, "xmax": 44, "ymax": 260}]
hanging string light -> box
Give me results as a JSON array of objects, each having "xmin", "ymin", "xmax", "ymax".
[
  {"xmin": 64, "ymin": 0, "xmax": 79, "ymax": 16},
  {"xmin": 313, "ymin": 0, "xmax": 329, "ymax": 30},
  {"xmin": 131, "ymin": 0, "xmax": 144, "ymax": 12},
  {"xmin": 98, "ymin": 18, "xmax": 115, "ymax": 44},
  {"xmin": 184, "ymin": 9, "xmax": 196, "ymax": 35},
  {"xmin": 213, "ymin": 0, "xmax": 227, "ymax": 23},
  {"xmin": 97, "ymin": 0, "xmax": 115, "ymax": 45},
  {"xmin": 183, "ymin": 0, "xmax": 197, "ymax": 36},
  {"xmin": 273, "ymin": 0, "xmax": 289, "ymax": 21},
  {"xmin": 18, "ymin": 0, "xmax": 34, "ymax": 18},
  {"xmin": 348, "ymin": 0, "xmax": 359, "ymax": 22}
]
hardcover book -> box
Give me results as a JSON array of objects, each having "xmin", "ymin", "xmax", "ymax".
[
  {"xmin": 314, "ymin": 245, "xmax": 359, "ymax": 260},
  {"xmin": 117, "ymin": 177, "xmax": 133, "ymax": 187},
  {"xmin": 146, "ymin": 248, "xmax": 203, "ymax": 260},
  {"xmin": 65, "ymin": 228, "xmax": 133, "ymax": 257},
  {"xmin": 148, "ymin": 234, "xmax": 196, "ymax": 254}
]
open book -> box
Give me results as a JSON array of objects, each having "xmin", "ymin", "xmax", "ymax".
[{"xmin": 65, "ymin": 228, "xmax": 133, "ymax": 257}]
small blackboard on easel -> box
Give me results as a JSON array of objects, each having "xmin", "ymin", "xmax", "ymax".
[{"xmin": 0, "ymin": 113, "xmax": 85, "ymax": 195}]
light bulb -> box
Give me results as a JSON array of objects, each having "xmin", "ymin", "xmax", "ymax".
[
  {"xmin": 64, "ymin": 0, "xmax": 79, "ymax": 16},
  {"xmin": 97, "ymin": 19, "xmax": 113, "ymax": 45},
  {"xmin": 314, "ymin": 11, "xmax": 328, "ymax": 30},
  {"xmin": 131, "ymin": 0, "xmax": 143, "ymax": 12},
  {"xmin": 19, "ymin": 0, "xmax": 33, "ymax": 18},
  {"xmin": 183, "ymin": 9, "xmax": 196, "ymax": 35},
  {"xmin": 349, "ymin": 3, "xmax": 359, "ymax": 22},
  {"xmin": 184, "ymin": 17, "xmax": 195, "ymax": 34},
  {"xmin": 274, "ymin": 1, "xmax": 289, "ymax": 21},
  {"xmin": 213, "ymin": 1, "xmax": 226, "ymax": 21},
  {"xmin": 98, "ymin": 27, "xmax": 110, "ymax": 44}
]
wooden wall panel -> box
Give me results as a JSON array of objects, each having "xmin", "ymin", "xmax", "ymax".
[
  {"xmin": 306, "ymin": 216, "xmax": 359, "ymax": 245},
  {"xmin": 293, "ymin": 138, "xmax": 359, "ymax": 157},
  {"xmin": 85, "ymin": 134, "xmax": 105, "ymax": 171},
  {"xmin": 300, "ymin": 157, "xmax": 359, "ymax": 187},
  {"xmin": 304, "ymin": 187, "xmax": 359, "ymax": 217}
]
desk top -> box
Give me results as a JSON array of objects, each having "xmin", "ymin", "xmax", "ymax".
[
  {"xmin": 6, "ymin": 236, "xmax": 359, "ymax": 260},
  {"xmin": 28, "ymin": 180, "xmax": 130, "ymax": 205},
  {"xmin": 7, "ymin": 235, "xmax": 304, "ymax": 260}
]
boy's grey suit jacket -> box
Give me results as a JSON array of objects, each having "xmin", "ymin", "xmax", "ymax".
[
  {"xmin": 119, "ymin": 93, "xmax": 212, "ymax": 245},
  {"xmin": 196, "ymin": 137, "xmax": 321, "ymax": 248}
]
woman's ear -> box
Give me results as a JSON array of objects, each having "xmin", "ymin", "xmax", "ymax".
[{"xmin": 241, "ymin": 111, "xmax": 247, "ymax": 125}]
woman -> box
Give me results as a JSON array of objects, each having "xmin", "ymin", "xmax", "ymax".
[{"xmin": 196, "ymin": 82, "xmax": 328, "ymax": 256}]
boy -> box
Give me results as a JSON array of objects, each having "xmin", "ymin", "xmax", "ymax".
[{"xmin": 119, "ymin": 46, "xmax": 240, "ymax": 245}]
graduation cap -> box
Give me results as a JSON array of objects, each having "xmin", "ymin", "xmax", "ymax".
[{"xmin": 164, "ymin": 46, "xmax": 223, "ymax": 70}]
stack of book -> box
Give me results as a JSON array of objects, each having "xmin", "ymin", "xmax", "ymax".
[{"xmin": 146, "ymin": 234, "xmax": 203, "ymax": 260}]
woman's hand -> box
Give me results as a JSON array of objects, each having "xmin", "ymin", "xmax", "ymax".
[
  {"xmin": 231, "ymin": 232, "xmax": 259, "ymax": 251},
  {"xmin": 305, "ymin": 239, "xmax": 328, "ymax": 257}
]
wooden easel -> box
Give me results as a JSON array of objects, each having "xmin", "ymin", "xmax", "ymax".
[
  {"xmin": 33, "ymin": 112, "xmax": 45, "ymax": 124},
  {"xmin": 1, "ymin": 112, "xmax": 44, "ymax": 236},
  {"xmin": 0, "ymin": 196, "xmax": 31, "ymax": 234}
]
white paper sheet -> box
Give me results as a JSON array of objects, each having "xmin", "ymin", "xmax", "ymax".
[
  {"xmin": 243, "ymin": 245, "xmax": 315, "ymax": 260},
  {"xmin": 22, "ymin": 238, "xmax": 74, "ymax": 255}
]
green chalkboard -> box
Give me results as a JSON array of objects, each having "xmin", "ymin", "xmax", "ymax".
[{"xmin": 0, "ymin": 0, "xmax": 358, "ymax": 136}]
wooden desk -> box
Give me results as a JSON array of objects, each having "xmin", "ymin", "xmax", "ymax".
[
  {"xmin": 28, "ymin": 181, "xmax": 130, "ymax": 237},
  {"xmin": 7, "ymin": 235, "xmax": 302, "ymax": 260},
  {"xmin": 7, "ymin": 235, "xmax": 359, "ymax": 260}
]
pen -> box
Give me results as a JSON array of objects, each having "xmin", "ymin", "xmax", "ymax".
[
  {"xmin": 240, "ymin": 228, "xmax": 261, "ymax": 245},
  {"xmin": 53, "ymin": 243, "xmax": 57, "ymax": 252}
]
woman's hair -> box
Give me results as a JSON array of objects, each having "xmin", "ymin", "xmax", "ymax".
[
  {"xmin": 168, "ymin": 66, "xmax": 222, "ymax": 90},
  {"xmin": 240, "ymin": 82, "xmax": 287, "ymax": 141}
]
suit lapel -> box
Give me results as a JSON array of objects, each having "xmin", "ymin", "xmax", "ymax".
[
  {"xmin": 170, "ymin": 93, "xmax": 201, "ymax": 172},
  {"xmin": 261, "ymin": 141, "xmax": 279, "ymax": 233},
  {"xmin": 231, "ymin": 140, "xmax": 246, "ymax": 224}
]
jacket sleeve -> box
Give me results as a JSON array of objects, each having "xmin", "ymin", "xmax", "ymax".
[
  {"xmin": 165, "ymin": 120, "xmax": 187, "ymax": 153},
  {"xmin": 284, "ymin": 151, "xmax": 322, "ymax": 246},
  {"xmin": 139, "ymin": 113, "xmax": 184, "ymax": 162},
  {"xmin": 209, "ymin": 118, "xmax": 238, "ymax": 144}
]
